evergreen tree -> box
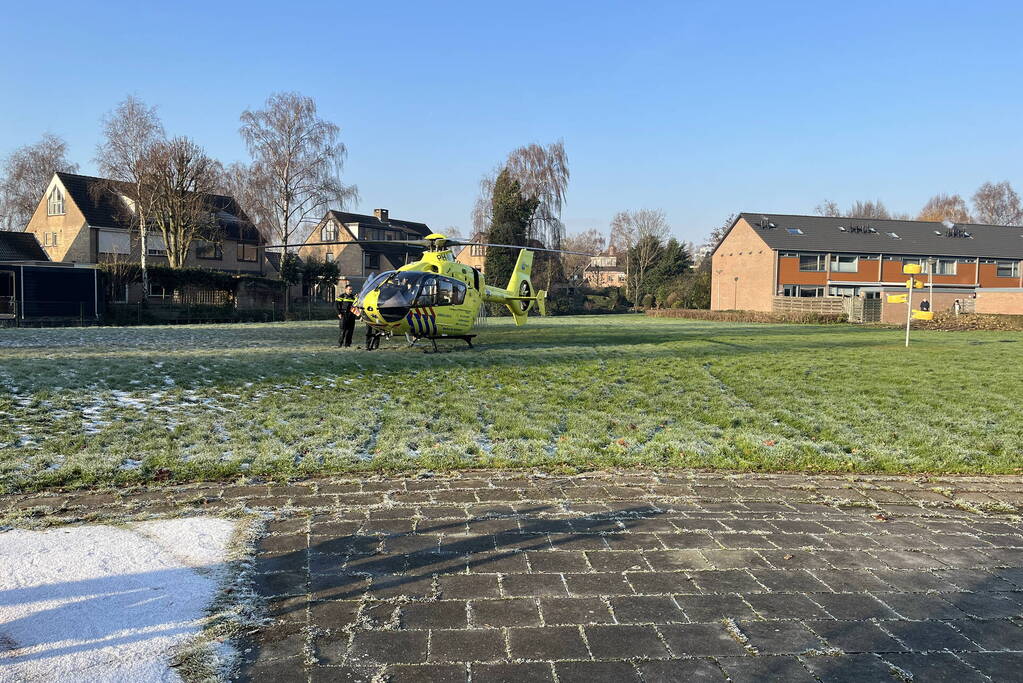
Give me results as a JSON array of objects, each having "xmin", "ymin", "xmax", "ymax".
[
  {"xmin": 647, "ymin": 238, "xmax": 692, "ymax": 291},
  {"xmin": 484, "ymin": 169, "xmax": 537, "ymax": 287}
]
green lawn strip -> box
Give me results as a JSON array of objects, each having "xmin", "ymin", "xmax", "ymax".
[{"xmin": 2, "ymin": 316, "xmax": 1022, "ymax": 494}]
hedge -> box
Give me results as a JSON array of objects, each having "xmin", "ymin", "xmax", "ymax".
[
  {"xmin": 99, "ymin": 263, "xmax": 285, "ymax": 294},
  {"xmin": 647, "ymin": 308, "xmax": 848, "ymax": 324}
]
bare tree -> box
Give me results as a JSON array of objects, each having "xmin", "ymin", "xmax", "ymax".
[
  {"xmin": 472, "ymin": 140, "xmax": 570, "ymax": 247},
  {"xmin": 972, "ymin": 181, "xmax": 1023, "ymax": 226},
  {"xmin": 143, "ymin": 137, "xmax": 223, "ymax": 268},
  {"xmin": 239, "ymin": 92, "xmax": 357, "ymax": 250},
  {"xmin": 814, "ymin": 199, "xmax": 840, "ymax": 217},
  {"xmin": 95, "ymin": 96, "xmax": 165, "ymax": 292},
  {"xmin": 561, "ymin": 228, "xmax": 606, "ymax": 282},
  {"xmin": 846, "ymin": 200, "xmax": 891, "ymax": 220},
  {"xmin": 0, "ymin": 133, "xmax": 79, "ymax": 231},
  {"xmin": 609, "ymin": 210, "xmax": 637, "ymax": 295},
  {"xmin": 918, "ymin": 193, "xmax": 971, "ymax": 223},
  {"xmin": 218, "ymin": 161, "xmax": 267, "ymax": 237},
  {"xmin": 613, "ymin": 209, "xmax": 668, "ymax": 302},
  {"xmin": 814, "ymin": 199, "xmax": 891, "ymax": 219}
]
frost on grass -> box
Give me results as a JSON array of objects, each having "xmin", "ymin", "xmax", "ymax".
[{"xmin": 3, "ymin": 317, "xmax": 1023, "ymax": 492}]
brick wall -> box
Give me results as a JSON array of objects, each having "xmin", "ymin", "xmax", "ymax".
[
  {"xmin": 711, "ymin": 219, "xmax": 776, "ymax": 311},
  {"xmin": 975, "ymin": 290, "xmax": 1023, "ymax": 315},
  {"xmin": 879, "ymin": 291, "xmax": 967, "ymax": 324},
  {"xmin": 25, "ymin": 177, "xmax": 91, "ymax": 263}
]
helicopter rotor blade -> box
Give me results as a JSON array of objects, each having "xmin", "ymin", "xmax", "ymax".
[
  {"xmin": 446, "ymin": 241, "xmax": 596, "ymax": 256},
  {"xmin": 258, "ymin": 239, "xmax": 594, "ymax": 256},
  {"xmin": 259, "ymin": 240, "xmax": 430, "ymax": 249}
]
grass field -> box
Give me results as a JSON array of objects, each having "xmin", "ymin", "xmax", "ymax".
[{"xmin": 2, "ymin": 314, "xmax": 1022, "ymax": 493}]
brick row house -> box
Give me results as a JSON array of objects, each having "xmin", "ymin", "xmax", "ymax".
[
  {"xmin": 712, "ymin": 213, "xmax": 1023, "ymax": 317},
  {"xmin": 583, "ymin": 247, "xmax": 627, "ymax": 288},
  {"xmin": 25, "ymin": 172, "xmax": 274, "ymax": 292},
  {"xmin": 298, "ymin": 209, "xmax": 430, "ymax": 299}
]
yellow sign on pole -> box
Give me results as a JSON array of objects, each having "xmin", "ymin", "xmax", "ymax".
[
  {"xmin": 912, "ymin": 310, "xmax": 934, "ymax": 320},
  {"xmin": 901, "ymin": 264, "xmax": 922, "ymax": 346},
  {"xmin": 887, "ymin": 294, "xmax": 908, "ymax": 304}
]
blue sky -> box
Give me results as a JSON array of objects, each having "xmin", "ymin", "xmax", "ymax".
[{"xmin": 2, "ymin": 1, "xmax": 1021, "ymax": 243}]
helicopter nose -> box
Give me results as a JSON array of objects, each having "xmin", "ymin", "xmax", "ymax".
[{"xmin": 376, "ymin": 306, "xmax": 409, "ymax": 323}]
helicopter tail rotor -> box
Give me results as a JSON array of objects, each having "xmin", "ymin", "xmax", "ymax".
[{"xmin": 506, "ymin": 250, "xmax": 538, "ymax": 326}]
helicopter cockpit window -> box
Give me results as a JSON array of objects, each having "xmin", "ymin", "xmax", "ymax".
[
  {"xmin": 437, "ymin": 279, "xmax": 454, "ymax": 306},
  {"xmin": 414, "ymin": 277, "xmax": 438, "ymax": 307},
  {"xmin": 357, "ymin": 270, "xmax": 396, "ymax": 307},
  {"xmin": 451, "ymin": 280, "xmax": 466, "ymax": 305},
  {"xmin": 374, "ymin": 271, "xmax": 428, "ymax": 309}
]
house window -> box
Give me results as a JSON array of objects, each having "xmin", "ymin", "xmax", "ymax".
[
  {"xmin": 196, "ymin": 241, "xmax": 223, "ymax": 260},
  {"xmin": 782, "ymin": 285, "xmax": 825, "ymax": 297},
  {"xmin": 98, "ymin": 230, "xmax": 130, "ymax": 255},
  {"xmin": 47, "ymin": 187, "xmax": 64, "ymax": 215},
  {"xmin": 828, "ymin": 286, "xmax": 858, "ymax": 297},
  {"xmin": 799, "ymin": 254, "xmax": 825, "ymax": 271},
  {"xmin": 325, "ymin": 252, "xmax": 335, "ymax": 263},
  {"xmin": 237, "ymin": 243, "xmax": 258, "ymax": 262},
  {"xmin": 146, "ymin": 234, "xmax": 167, "ymax": 257},
  {"xmin": 43, "ymin": 232, "xmax": 52, "ymax": 246},
  {"xmin": 364, "ymin": 252, "xmax": 380, "ymax": 272},
  {"xmin": 321, "ymin": 223, "xmax": 339, "ymax": 241},
  {"xmin": 147, "ymin": 283, "xmax": 172, "ymax": 299},
  {"xmin": 786, "ymin": 228, "xmax": 804, "ymax": 235},
  {"xmin": 362, "ymin": 228, "xmax": 399, "ymax": 241},
  {"xmin": 471, "ymin": 244, "xmax": 486, "ymax": 257},
  {"xmin": 830, "ymin": 255, "xmax": 859, "ymax": 273},
  {"xmin": 996, "ymin": 260, "xmax": 1020, "ymax": 278},
  {"xmin": 933, "ymin": 259, "xmax": 957, "ymax": 275}
]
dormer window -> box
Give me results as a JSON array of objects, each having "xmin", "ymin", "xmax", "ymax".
[
  {"xmin": 321, "ymin": 221, "xmax": 339, "ymax": 242},
  {"xmin": 47, "ymin": 187, "xmax": 64, "ymax": 215}
]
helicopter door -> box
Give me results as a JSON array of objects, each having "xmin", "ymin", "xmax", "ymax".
[
  {"xmin": 436, "ymin": 279, "xmax": 454, "ymax": 305},
  {"xmin": 415, "ymin": 277, "xmax": 438, "ymax": 307},
  {"xmin": 451, "ymin": 280, "xmax": 466, "ymax": 305}
]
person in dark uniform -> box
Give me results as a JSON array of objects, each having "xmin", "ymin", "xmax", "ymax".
[{"xmin": 335, "ymin": 284, "xmax": 357, "ymax": 347}]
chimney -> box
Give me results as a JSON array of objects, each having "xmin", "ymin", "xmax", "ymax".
[{"xmin": 374, "ymin": 208, "xmax": 389, "ymax": 223}]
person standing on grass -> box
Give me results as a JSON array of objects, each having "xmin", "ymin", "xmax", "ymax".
[{"xmin": 335, "ymin": 284, "xmax": 357, "ymax": 348}]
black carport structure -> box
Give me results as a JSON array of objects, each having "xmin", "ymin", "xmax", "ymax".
[{"xmin": 0, "ymin": 233, "xmax": 101, "ymax": 325}]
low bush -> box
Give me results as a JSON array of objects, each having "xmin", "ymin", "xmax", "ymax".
[
  {"xmin": 647, "ymin": 308, "xmax": 848, "ymax": 324},
  {"xmin": 914, "ymin": 312, "xmax": 1023, "ymax": 332}
]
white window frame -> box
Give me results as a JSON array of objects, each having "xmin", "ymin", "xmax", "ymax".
[
  {"xmin": 829, "ymin": 255, "xmax": 859, "ymax": 273},
  {"xmin": 47, "ymin": 187, "xmax": 64, "ymax": 215},
  {"xmin": 798, "ymin": 254, "xmax": 825, "ymax": 272},
  {"xmin": 996, "ymin": 260, "xmax": 1019, "ymax": 278}
]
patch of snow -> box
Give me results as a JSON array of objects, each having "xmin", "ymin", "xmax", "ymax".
[{"xmin": 0, "ymin": 517, "xmax": 237, "ymax": 682}]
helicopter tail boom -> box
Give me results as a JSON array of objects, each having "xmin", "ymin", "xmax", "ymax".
[{"xmin": 483, "ymin": 249, "xmax": 547, "ymax": 326}]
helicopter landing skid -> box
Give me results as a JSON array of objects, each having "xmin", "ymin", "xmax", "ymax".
[{"xmin": 410, "ymin": 335, "xmax": 477, "ymax": 352}]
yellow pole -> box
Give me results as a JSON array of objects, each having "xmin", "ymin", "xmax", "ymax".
[{"xmin": 905, "ymin": 274, "xmax": 913, "ymax": 348}]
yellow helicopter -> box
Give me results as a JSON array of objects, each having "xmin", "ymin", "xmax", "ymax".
[{"xmin": 268, "ymin": 234, "xmax": 590, "ymax": 350}]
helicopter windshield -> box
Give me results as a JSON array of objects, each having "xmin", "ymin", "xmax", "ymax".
[
  {"xmin": 357, "ymin": 270, "xmax": 395, "ymax": 306},
  {"xmin": 374, "ymin": 271, "xmax": 433, "ymax": 310}
]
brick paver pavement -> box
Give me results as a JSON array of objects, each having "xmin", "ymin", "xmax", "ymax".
[{"xmin": 4, "ymin": 471, "xmax": 1023, "ymax": 681}]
